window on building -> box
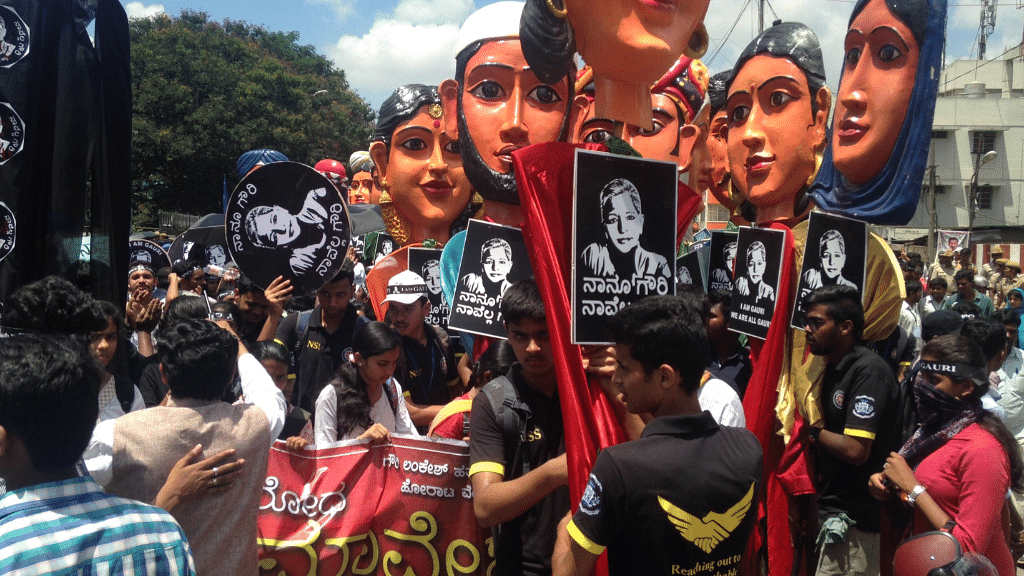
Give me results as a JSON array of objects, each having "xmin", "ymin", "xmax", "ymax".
[
  {"xmin": 706, "ymin": 203, "xmax": 730, "ymax": 223},
  {"xmin": 931, "ymin": 130, "xmax": 948, "ymax": 139},
  {"xmin": 971, "ymin": 131, "xmax": 996, "ymax": 155},
  {"xmin": 976, "ymin": 185, "xmax": 995, "ymax": 210}
]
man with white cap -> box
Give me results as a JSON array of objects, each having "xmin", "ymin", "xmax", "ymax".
[
  {"xmin": 439, "ymin": 1, "xmax": 574, "ymax": 228},
  {"xmin": 384, "ymin": 270, "xmax": 459, "ymax": 431}
]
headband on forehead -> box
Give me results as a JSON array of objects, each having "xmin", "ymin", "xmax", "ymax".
[
  {"xmin": 129, "ymin": 263, "xmax": 154, "ymax": 275},
  {"xmin": 210, "ymin": 310, "xmax": 236, "ymax": 323},
  {"xmin": 918, "ymin": 361, "xmax": 988, "ymax": 385},
  {"xmin": 182, "ymin": 264, "xmax": 201, "ymax": 278}
]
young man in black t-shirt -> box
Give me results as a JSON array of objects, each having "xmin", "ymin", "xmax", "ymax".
[
  {"xmin": 272, "ymin": 264, "xmax": 368, "ymax": 412},
  {"xmin": 469, "ymin": 279, "xmax": 569, "ymax": 576},
  {"xmin": 553, "ymin": 294, "xmax": 762, "ymax": 576},
  {"xmin": 804, "ymin": 285, "xmax": 898, "ymax": 576},
  {"xmin": 384, "ymin": 270, "xmax": 459, "ymax": 432}
]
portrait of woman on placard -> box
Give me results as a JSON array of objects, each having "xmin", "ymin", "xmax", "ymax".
[
  {"xmin": 802, "ymin": 229, "xmax": 857, "ymax": 290},
  {"xmin": 725, "ymin": 22, "xmax": 831, "ymax": 226},
  {"xmin": 735, "ymin": 241, "xmax": 775, "ymax": 304},
  {"xmin": 809, "ymin": 0, "xmax": 945, "ymax": 225},
  {"xmin": 369, "ymin": 84, "xmax": 474, "ymax": 247},
  {"xmin": 580, "ymin": 178, "xmax": 670, "ymax": 281}
]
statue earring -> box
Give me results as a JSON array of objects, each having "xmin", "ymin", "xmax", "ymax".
[
  {"xmin": 684, "ymin": 24, "xmax": 709, "ymax": 59},
  {"xmin": 545, "ymin": 0, "xmax": 567, "ymax": 18}
]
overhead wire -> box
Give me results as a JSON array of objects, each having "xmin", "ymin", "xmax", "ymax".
[{"xmin": 706, "ymin": 0, "xmax": 753, "ymax": 69}]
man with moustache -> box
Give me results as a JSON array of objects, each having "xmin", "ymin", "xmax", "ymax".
[
  {"xmin": 803, "ymin": 285, "xmax": 898, "ymax": 576},
  {"xmin": 439, "ymin": 1, "xmax": 573, "ymax": 228}
]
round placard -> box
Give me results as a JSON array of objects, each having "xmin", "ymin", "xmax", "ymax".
[{"xmin": 225, "ymin": 162, "xmax": 350, "ymax": 293}]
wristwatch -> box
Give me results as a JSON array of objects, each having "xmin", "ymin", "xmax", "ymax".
[{"xmin": 906, "ymin": 485, "xmax": 927, "ymax": 507}]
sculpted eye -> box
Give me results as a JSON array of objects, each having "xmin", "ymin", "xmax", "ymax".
[
  {"xmin": 528, "ymin": 85, "xmax": 561, "ymax": 104},
  {"xmin": 399, "ymin": 138, "xmax": 427, "ymax": 152},
  {"xmin": 582, "ymin": 129, "xmax": 612, "ymax": 144},
  {"xmin": 470, "ymin": 81, "xmax": 504, "ymax": 100},
  {"xmin": 443, "ymin": 140, "xmax": 461, "ymax": 154},
  {"xmin": 728, "ymin": 105, "xmax": 750, "ymax": 124},
  {"xmin": 769, "ymin": 92, "xmax": 792, "ymax": 107},
  {"xmin": 845, "ymin": 47, "xmax": 862, "ymax": 66},
  {"xmin": 878, "ymin": 43, "xmax": 903, "ymax": 63},
  {"xmin": 636, "ymin": 120, "xmax": 665, "ymax": 136}
]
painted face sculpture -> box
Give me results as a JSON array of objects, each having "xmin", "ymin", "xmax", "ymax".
[
  {"xmin": 726, "ymin": 22, "xmax": 830, "ymax": 226},
  {"xmin": 809, "ymin": 0, "xmax": 941, "ymax": 225},
  {"xmin": 370, "ymin": 85, "xmax": 472, "ymax": 246},
  {"xmin": 574, "ymin": 57, "xmax": 709, "ymax": 177},
  {"xmin": 521, "ymin": 0, "xmax": 712, "ymax": 129},
  {"xmin": 440, "ymin": 2, "xmax": 572, "ymax": 225},
  {"xmin": 702, "ymin": 71, "xmax": 736, "ymax": 214}
]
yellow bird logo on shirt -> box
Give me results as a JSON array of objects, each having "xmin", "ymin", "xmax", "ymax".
[{"xmin": 658, "ymin": 482, "xmax": 755, "ymax": 553}]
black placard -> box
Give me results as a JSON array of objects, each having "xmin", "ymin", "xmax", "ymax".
[
  {"xmin": 729, "ymin": 227, "xmax": 786, "ymax": 340},
  {"xmin": 408, "ymin": 247, "xmax": 449, "ymax": 330},
  {"xmin": 448, "ymin": 220, "xmax": 532, "ymax": 339},
  {"xmin": 571, "ymin": 149, "xmax": 677, "ymax": 345},
  {"xmin": 791, "ymin": 212, "xmax": 867, "ymax": 329},
  {"xmin": 225, "ymin": 162, "xmax": 350, "ymax": 293}
]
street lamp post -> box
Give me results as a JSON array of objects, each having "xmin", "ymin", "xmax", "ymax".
[{"xmin": 967, "ymin": 149, "xmax": 998, "ymax": 242}]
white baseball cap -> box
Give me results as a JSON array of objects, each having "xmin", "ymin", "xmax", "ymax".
[
  {"xmin": 453, "ymin": 1, "xmax": 525, "ymax": 59},
  {"xmin": 383, "ymin": 270, "xmax": 428, "ymax": 305}
]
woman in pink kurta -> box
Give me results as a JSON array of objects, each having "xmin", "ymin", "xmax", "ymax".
[{"xmin": 870, "ymin": 335, "xmax": 1024, "ymax": 576}]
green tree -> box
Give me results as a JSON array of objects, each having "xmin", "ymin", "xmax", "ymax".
[{"xmin": 130, "ymin": 11, "xmax": 374, "ymax": 226}]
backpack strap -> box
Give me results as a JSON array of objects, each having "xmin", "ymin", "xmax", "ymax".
[
  {"xmin": 382, "ymin": 378, "xmax": 400, "ymax": 418},
  {"xmin": 291, "ymin": 309, "xmax": 314, "ymax": 368},
  {"xmin": 113, "ymin": 374, "xmax": 136, "ymax": 414},
  {"xmin": 480, "ymin": 376, "xmax": 533, "ymax": 477}
]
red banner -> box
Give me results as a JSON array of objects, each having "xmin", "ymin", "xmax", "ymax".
[{"xmin": 257, "ymin": 436, "xmax": 491, "ymax": 576}]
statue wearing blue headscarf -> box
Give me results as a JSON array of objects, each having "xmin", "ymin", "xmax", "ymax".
[{"xmin": 809, "ymin": 0, "xmax": 947, "ymax": 225}]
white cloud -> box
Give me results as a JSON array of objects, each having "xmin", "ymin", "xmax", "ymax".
[
  {"xmin": 306, "ymin": 0, "xmax": 355, "ymax": 21},
  {"xmin": 124, "ymin": 2, "xmax": 165, "ymax": 20},
  {"xmin": 329, "ymin": 19, "xmax": 460, "ymax": 109},
  {"xmin": 393, "ymin": 0, "xmax": 474, "ymax": 25}
]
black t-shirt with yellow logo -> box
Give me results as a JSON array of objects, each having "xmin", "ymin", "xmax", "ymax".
[
  {"xmin": 569, "ymin": 412, "xmax": 762, "ymax": 575},
  {"xmin": 468, "ymin": 363, "xmax": 569, "ymax": 576}
]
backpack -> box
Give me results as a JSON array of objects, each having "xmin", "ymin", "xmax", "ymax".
[{"xmin": 478, "ymin": 375, "xmax": 533, "ymax": 476}]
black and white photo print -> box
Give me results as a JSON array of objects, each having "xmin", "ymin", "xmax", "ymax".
[
  {"xmin": 448, "ymin": 220, "xmax": 532, "ymax": 339},
  {"xmin": 791, "ymin": 212, "xmax": 867, "ymax": 329},
  {"xmin": 572, "ymin": 149, "xmax": 677, "ymax": 344},
  {"xmin": 225, "ymin": 162, "xmax": 350, "ymax": 293},
  {"xmin": 729, "ymin": 226, "xmax": 785, "ymax": 340}
]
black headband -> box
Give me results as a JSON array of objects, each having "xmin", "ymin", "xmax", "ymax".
[{"xmin": 918, "ymin": 361, "xmax": 987, "ymax": 384}]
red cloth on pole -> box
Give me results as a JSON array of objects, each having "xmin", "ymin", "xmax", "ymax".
[
  {"xmin": 740, "ymin": 223, "xmax": 815, "ymax": 576},
  {"xmin": 512, "ymin": 142, "xmax": 627, "ymax": 507}
]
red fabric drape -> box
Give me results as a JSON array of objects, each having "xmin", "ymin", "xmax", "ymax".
[
  {"xmin": 512, "ymin": 142, "xmax": 628, "ymax": 508},
  {"xmin": 740, "ymin": 223, "xmax": 816, "ymax": 576}
]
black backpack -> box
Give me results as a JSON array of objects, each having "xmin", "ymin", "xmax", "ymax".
[{"xmin": 478, "ymin": 375, "xmax": 533, "ymax": 476}]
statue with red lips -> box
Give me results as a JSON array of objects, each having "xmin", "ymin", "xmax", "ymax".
[{"xmin": 724, "ymin": 22, "xmax": 831, "ymax": 227}]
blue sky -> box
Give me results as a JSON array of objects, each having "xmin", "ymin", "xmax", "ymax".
[{"xmin": 122, "ymin": 0, "xmax": 1024, "ymax": 111}]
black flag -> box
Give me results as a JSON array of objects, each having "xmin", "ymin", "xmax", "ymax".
[{"xmin": 0, "ymin": 0, "xmax": 131, "ymax": 304}]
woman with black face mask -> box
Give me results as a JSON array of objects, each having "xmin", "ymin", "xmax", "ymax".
[{"xmin": 869, "ymin": 335, "xmax": 1024, "ymax": 574}]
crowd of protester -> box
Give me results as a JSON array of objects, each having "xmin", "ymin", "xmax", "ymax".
[{"xmin": 0, "ymin": 231, "xmax": 1022, "ymax": 575}]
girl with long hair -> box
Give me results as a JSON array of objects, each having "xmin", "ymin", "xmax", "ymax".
[{"xmin": 309, "ymin": 321, "xmax": 416, "ymax": 444}]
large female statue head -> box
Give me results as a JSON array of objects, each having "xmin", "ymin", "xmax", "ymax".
[
  {"xmin": 809, "ymin": 0, "xmax": 945, "ymax": 225},
  {"xmin": 521, "ymin": 0, "xmax": 711, "ymax": 130},
  {"xmin": 725, "ymin": 22, "xmax": 831, "ymax": 226},
  {"xmin": 369, "ymin": 85, "xmax": 473, "ymax": 246}
]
